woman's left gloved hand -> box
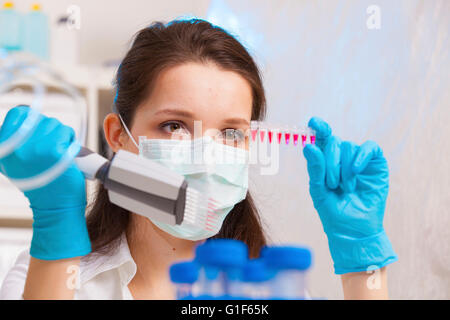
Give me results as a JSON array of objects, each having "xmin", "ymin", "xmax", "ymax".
[{"xmin": 303, "ymin": 117, "xmax": 398, "ymax": 274}]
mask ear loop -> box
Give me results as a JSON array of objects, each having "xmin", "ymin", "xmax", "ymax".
[{"xmin": 117, "ymin": 112, "xmax": 139, "ymax": 151}]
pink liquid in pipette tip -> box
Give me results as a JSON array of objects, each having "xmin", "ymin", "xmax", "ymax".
[
  {"xmin": 301, "ymin": 134, "xmax": 307, "ymax": 147},
  {"xmin": 310, "ymin": 135, "xmax": 316, "ymax": 145},
  {"xmin": 284, "ymin": 132, "xmax": 290, "ymax": 145},
  {"xmin": 251, "ymin": 129, "xmax": 257, "ymax": 142},
  {"xmin": 293, "ymin": 133, "xmax": 299, "ymax": 146},
  {"xmin": 260, "ymin": 130, "xmax": 266, "ymax": 142},
  {"xmin": 277, "ymin": 132, "xmax": 282, "ymax": 144},
  {"xmin": 268, "ymin": 131, "xmax": 273, "ymax": 143}
]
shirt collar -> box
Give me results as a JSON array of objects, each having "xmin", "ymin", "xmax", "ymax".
[{"xmin": 80, "ymin": 232, "xmax": 137, "ymax": 286}]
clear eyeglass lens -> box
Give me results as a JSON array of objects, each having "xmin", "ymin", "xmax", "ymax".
[{"xmin": 213, "ymin": 129, "xmax": 247, "ymax": 147}]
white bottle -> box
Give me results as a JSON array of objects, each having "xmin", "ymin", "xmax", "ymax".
[
  {"xmin": 0, "ymin": 2, "xmax": 22, "ymax": 52},
  {"xmin": 23, "ymin": 3, "xmax": 49, "ymax": 60}
]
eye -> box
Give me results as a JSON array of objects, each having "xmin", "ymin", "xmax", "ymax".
[
  {"xmin": 160, "ymin": 121, "xmax": 190, "ymax": 136},
  {"xmin": 220, "ymin": 128, "xmax": 246, "ymax": 144}
]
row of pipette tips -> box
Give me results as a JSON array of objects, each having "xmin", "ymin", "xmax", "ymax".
[{"xmin": 250, "ymin": 121, "xmax": 316, "ymax": 147}]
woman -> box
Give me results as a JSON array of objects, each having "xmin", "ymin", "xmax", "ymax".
[{"xmin": 0, "ymin": 19, "xmax": 397, "ymax": 300}]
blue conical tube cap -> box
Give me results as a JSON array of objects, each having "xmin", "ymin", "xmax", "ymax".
[
  {"xmin": 169, "ymin": 261, "xmax": 199, "ymax": 284},
  {"xmin": 263, "ymin": 246, "xmax": 312, "ymax": 271},
  {"xmin": 195, "ymin": 239, "xmax": 248, "ymax": 269}
]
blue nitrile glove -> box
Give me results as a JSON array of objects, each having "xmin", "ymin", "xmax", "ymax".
[
  {"xmin": 0, "ymin": 106, "xmax": 91, "ymax": 260},
  {"xmin": 303, "ymin": 117, "xmax": 397, "ymax": 274}
]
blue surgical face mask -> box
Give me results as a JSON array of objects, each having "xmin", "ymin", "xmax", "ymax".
[{"xmin": 118, "ymin": 114, "xmax": 249, "ymax": 240}]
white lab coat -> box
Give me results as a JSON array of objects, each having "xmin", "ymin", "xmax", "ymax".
[{"xmin": 0, "ymin": 233, "xmax": 136, "ymax": 299}]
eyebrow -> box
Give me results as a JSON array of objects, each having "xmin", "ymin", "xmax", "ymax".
[
  {"xmin": 153, "ymin": 108, "xmax": 194, "ymax": 118},
  {"xmin": 222, "ymin": 118, "xmax": 250, "ymax": 127}
]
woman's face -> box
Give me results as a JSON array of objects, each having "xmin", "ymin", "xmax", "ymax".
[{"xmin": 106, "ymin": 62, "xmax": 253, "ymax": 154}]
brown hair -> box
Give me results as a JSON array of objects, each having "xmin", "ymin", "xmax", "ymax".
[{"xmin": 86, "ymin": 19, "xmax": 267, "ymax": 258}]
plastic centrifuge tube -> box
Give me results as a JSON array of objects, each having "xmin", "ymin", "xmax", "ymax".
[
  {"xmin": 276, "ymin": 127, "xmax": 283, "ymax": 144},
  {"xmin": 262, "ymin": 246, "xmax": 312, "ymax": 300},
  {"xmin": 259, "ymin": 123, "xmax": 266, "ymax": 143},
  {"xmin": 292, "ymin": 127, "xmax": 300, "ymax": 146},
  {"xmin": 309, "ymin": 128, "xmax": 316, "ymax": 145},
  {"xmin": 284, "ymin": 126, "xmax": 291, "ymax": 145},
  {"xmin": 195, "ymin": 239, "xmax": 248, "ymax": 299},
  {"xmin": 267, "ymin": 125, "xmax": 273, "ymax": 144},
  {"xmin": 301, "ymin": 128, "xmax": 308, "ymax": 148},
  {"xmin": 169, "ymin": 261, "xmax": 199, "ymax": 300},
  {"xmin": 250, "ymin": 121, "xmax": 258, "ymax": 142}
]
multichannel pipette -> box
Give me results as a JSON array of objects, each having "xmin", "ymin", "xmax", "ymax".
[{"xmin": 250, "ymin": 121, "xmax": 316, "ymax": 147}]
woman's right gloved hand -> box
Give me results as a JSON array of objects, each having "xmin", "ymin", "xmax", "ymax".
[{"xmin": 0, "ymin": 106, "xmax": 91, "ymax": 260}]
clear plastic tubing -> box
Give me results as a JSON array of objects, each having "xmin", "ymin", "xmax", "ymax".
[
  {"xmin": 0, "ymin": 53, "xmax": 87, "ymax": 190},
  {"xmin": 262, "ymin": 246, "xmax": 312, "ymax": 300},
  {"xmin": 241, "ymin": 259, "xmax": 276, "ymax": 300},
  {"xmin": 169, "ymin": 261, "xmax": 199, "ymax": 300},
  {"xmin": 195, "ymin": 239, "xmax": 248, "ymax": 299}
]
